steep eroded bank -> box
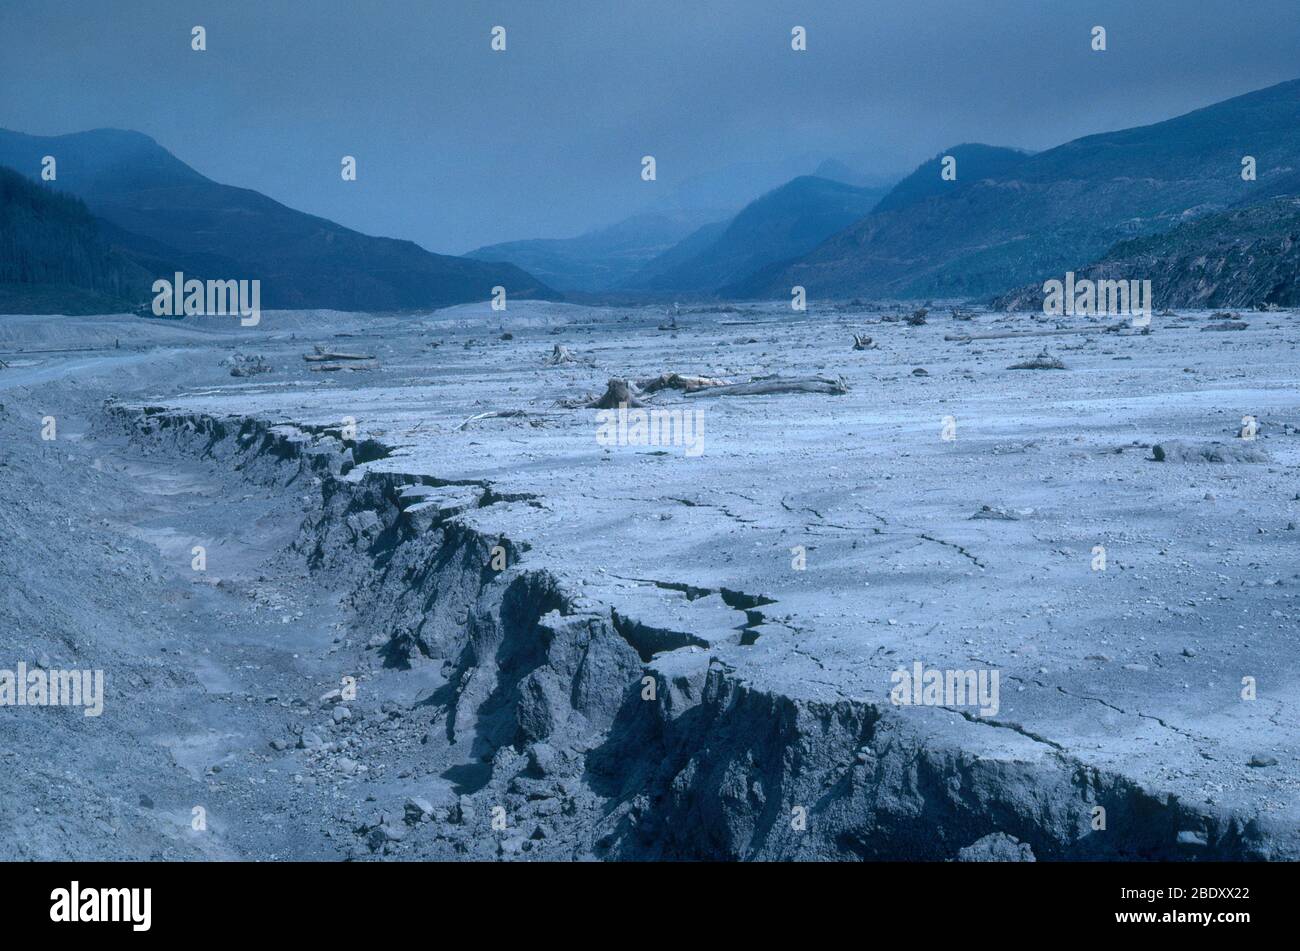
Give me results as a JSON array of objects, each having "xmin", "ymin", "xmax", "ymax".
[{"xmin": 105, "ymin": 402, "xmax": 1291, "ymax": 861}]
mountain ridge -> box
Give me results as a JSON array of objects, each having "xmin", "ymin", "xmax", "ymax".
[
  {"xmin": 624, "ymin": 175, "xmax": 890, "ymax": 295},
  {"xmin": 0, "ymin": 163, "xmax": 151, "ymax": 314},
  {"xmin": 734, "ymin": 77, "xmax": 1300, "ymax": 301},
  {"xmin": 0, "ymin": 128, "xmax": 556, "ymax": 313}
]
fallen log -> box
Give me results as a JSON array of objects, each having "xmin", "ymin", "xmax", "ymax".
[
  {"xmin": 453, "ymin": 409, "xmax": 529, "ymax": 431},
  {"xmin": 1152, "ymin": 440, "xmax": 1269, "ymax": 463},
  {"xmin": 0, "ymin": 345, "xmax": 112, "ymax": 356},
  {"xmin": 945, "ymin": 322, "xmax": 1126, "ymax": 342},
  {"xmin": 634, "ymin": 372, "xmax": 731, "ymax": 394},
  {"xmin": 684, "ymin": 376, "xmax": 848, "ymax": 398},
  {"xmin": 308, "ymin": 360, "xmax": 380, "ymax": 372},
  {"xmin": 304, "ymin": 345, "xmax": 375, "ymax": 362}
]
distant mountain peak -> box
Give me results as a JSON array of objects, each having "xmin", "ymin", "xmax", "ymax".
[
  {"xmin": 871, "ymin": 144, "xmax": 1032, "ymax": 214},
  {"xmin": 628, "ymin": 174, "xmax": 892, "ymax": 296}
]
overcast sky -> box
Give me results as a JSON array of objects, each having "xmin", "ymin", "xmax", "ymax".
[{"xmin": 3, "ymin": 0, "xmax": 1299, "ymax": 254}]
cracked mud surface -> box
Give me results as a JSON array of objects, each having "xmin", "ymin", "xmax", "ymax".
[{"xmin": 1, "ymin": 302, "xmax": 1298, "ymax": 860}]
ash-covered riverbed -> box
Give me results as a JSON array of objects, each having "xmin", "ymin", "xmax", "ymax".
[{"xmin": 2, "ymin": 302, "xmax": 1298, "ymax": 860}]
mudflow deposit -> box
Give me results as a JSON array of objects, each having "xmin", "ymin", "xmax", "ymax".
[{"xmin": 1, "ymin": 301, "xmax": 1298, "ymax": 861}]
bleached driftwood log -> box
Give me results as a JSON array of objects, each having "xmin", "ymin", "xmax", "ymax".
[
  {"xmin": 308, "ymin": 359, "xmax": 380, "ymax": 372},
  {"xmin": 453, "ymin": 409, "xmax": 529, "ymax": 431},
  {"xmin": 684, "ymin": 376, "xmax": 848, "ymax": 398},
  {"xmin": 304, "ymin": 345, "xmax": 375, "ymax": 362}
]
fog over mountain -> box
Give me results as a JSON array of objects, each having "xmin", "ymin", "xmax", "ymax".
[{"xmin": 3, "ymin": 0, "xmax": 1299, "ymax": 254}]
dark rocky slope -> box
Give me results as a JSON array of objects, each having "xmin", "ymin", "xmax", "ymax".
[
  {"xmin": 737, "ymin": 78, "xmax": 1300, "ymax": 301},
  {"xmin": 994, "ymin": 197, "xmax": 1300, "ymax": 311}
]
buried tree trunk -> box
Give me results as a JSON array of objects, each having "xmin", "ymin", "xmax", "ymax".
[
  {"xmin": 587, "ymin": 379, "xmax": 646, "ymax": 409},
  {"xmin": 1007, "ymin": 351, "xmax": 1066, "ymax": 370},
  {"xmin": 545, "ymin": 344, "xmax": 578, "ymax": 365}
]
